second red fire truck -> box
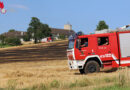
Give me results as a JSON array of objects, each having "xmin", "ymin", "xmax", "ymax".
[{"xmin": 67, "ymin": 29, "xmax": 130, "ymax": 74}]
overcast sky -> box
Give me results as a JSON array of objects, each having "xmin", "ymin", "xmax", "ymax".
[{"xmin": 0, "ymin": 0, "xmax": 130, "ymax": 34}]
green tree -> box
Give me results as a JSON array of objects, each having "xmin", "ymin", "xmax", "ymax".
[
  {"xmin": 96, "ymin": 20, "xmax": 109, "ymax": 31},
  {"xmin": 27, "ymin": 17, "xmax": 51, "ymax": 43},
  {"xmin": 59, "ymin": 34, "xmax": 66, "ymax": 40},
  {"xmin": 0, "ymin": 35, "xmax": 6, "ymax": 44},
  {"xmin": 9, "ymin": 29, "xmax": 15, "ymax": 32},
  {"xmin": 23, "ymin": 35, "xmax": 30, "ymax": 41},
  {"xmin": 5, "ymin": 37, "xmax": 21, "ymax": 46}
]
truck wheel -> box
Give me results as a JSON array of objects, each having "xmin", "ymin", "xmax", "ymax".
[
  {"xmin": 79, "ymin": 69, "xmax": 85, "ymax": 74},
  {"xmin": 84, "ymin": 61, "xmax": 100, "ymax": 74}
]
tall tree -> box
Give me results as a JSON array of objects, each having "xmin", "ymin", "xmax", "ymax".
[
  {"xmin": 28, "ymin": 17, "xmax": 40, "ymax": 43},
  {"xmin": 0, "ymin": 35, "xmax": 6, "ymax": 44},
  {"xmin": 96, "ymin": 20, "xmax": 109, "ymax": 31},
  {"xmin": 27, "ymin": 17, "xmax": 51, "ymax": 43}
]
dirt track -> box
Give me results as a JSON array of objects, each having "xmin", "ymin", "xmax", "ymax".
[{"xmin": 0, "ymin": 40, "xmax": 68, "ymax": 63}]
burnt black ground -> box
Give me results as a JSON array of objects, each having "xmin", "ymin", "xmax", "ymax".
[{"xmin": 0, "ymin": 41, "xmax": 68, "ymax": 63}]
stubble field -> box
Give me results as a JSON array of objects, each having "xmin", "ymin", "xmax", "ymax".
[{"xmin": 0, "ymin": 40, "xmax": 129, "ymax": 90}]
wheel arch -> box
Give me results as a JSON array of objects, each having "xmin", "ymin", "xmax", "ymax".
[{"xmin": 83, "ymin": 55, "xmax": 103, "ymax": 68}]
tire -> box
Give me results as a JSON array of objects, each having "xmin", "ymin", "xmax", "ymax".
[
  {"xmin": 84, "ymin": 60, "xmax": 100, "ymax": 74},
  {"xmin": 79, "ymin": 69, "xmax": 85, "ymax": 74}
]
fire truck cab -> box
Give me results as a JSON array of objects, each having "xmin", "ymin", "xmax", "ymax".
[{"xmin": 67, "ymin": 31, "xmax": 130, "ymax": 74}]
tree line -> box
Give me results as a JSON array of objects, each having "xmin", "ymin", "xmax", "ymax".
[
  {"xmin": 0, "ymin": 17, "xmax": 52, "ymax": 46},
  {"xmin": 0, "ymin": 17, "xmax": 109, "ymax": 46}
]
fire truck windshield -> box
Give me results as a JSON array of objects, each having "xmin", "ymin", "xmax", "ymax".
[
  {"xmin": 68, "ymin": 34, "xmax": 77, "ymax": 49},
  {"xmin": 68, "ymin": 41, "xmax": 74, "ymax": 49}
]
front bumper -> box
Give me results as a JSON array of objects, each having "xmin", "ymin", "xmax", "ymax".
[{"xmin": 68, "ymin": 60, "xmax": 84, "ymax": 69}]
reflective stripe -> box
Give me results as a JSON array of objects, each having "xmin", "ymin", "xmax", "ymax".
[
  {"xmin": 121, "ymin": 61, "xmax": 130, "ymax": 64},
  {"xmin": 112, "ymin": 54, "xmax": 119, "ymax": 64},
  {"xmin": 112, "ymin": 54, "xmax": 130, "ymax": 64}
]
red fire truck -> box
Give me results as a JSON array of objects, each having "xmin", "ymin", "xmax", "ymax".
[{"xmin": 67, "ymin": 30, "xmax": 130, "ymax": 74}]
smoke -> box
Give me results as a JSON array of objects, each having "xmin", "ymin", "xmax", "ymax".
[
  {"xmin": 7, "ymin": 8, "xmax": 16, "ymax": 13},
  {"xmin": 9, "ymin": 4, "xmax": 29, "ymax": 10},
  {"xmin": 6, "ymin": 4, "xmax": 29, "ymax": 13}
]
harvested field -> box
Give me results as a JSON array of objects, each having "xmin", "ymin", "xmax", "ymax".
[{"xmin": 0, "ymin": 40, "xmax": 129, "ymax": 89}]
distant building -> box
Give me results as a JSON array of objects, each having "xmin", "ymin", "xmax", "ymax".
[
  {"xmin": 2, "ymin": 31, "xmax": 26, "ymax": 42},
  {"xmin": 0, "ymin": 24, "xmax": 75, "ymax": 42},
  {"xmin": 64, "ymin": 23, "xmax": 72, "ymax": 30},
  {"xmin": 51, "ymin": 23, "xmax": 75, "ymax": 40},
  {"xmin": 51, "ymin": 29, "xmax": 75, "ymax": 40}
]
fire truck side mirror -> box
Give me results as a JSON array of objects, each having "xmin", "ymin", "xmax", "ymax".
[
  {"xmin": 76, "ymin": 39, "xmax": 81, "ymax": 50},
  {"xmin": 76, "ymin": 39, "xmax": 79, "ymax": 49}
]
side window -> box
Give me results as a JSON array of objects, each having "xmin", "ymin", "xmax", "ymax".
[
  {"xmin": 81, "ymin": 38, "xmax": 88, "ymax": 48},
  {"xmin": 98, "ymin": 37, "xmax": 109, "ymax": 46}
]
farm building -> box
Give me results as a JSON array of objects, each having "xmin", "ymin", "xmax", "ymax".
[
  {"xmin": 0, "ymin": 24, "xmax": 75, "ymax": 42},
  {"xmin": 1, "ymin": 31, "xmax": 26, "ymax": 42},
  {"xmin": 51, "ymin": 28, "xmax": 75, "ymax": 40},
  {"xmin": 51, "ymin": 24, "xmax": 75, "ymax": 40}
]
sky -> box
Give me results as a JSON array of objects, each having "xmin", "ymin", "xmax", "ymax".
[{"xmin": 0, "ymin": 0, "xmax": 130, "ymax": 34}]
